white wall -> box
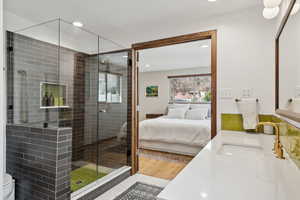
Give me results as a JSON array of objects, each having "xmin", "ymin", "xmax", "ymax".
[
  {"xmin": 139, "ymin": 67, "xmax": 210, "ymax": 121},
  {"xmin": 0, "ymin": 0, "xmax": 5, "ymax": 198},
  {"xmin": 205, "ymin": 9, "xmax": 276, "ymax": 115},
  {"xmin": 196, "ymin": 8, "xmax": 276, "ymax": 131},
  {"xmin": 136, "ymin": 7, "xmax": 277, "ymax": 130}
]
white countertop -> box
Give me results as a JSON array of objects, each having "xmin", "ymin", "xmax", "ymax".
[{"xmin": 157, "ymin": 131, "xmax": 300, "ymax": 200}]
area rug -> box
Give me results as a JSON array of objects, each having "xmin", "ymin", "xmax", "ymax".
[{"xmin": 113, "ymin": 182, "xmax": 163, "ymax": 200}]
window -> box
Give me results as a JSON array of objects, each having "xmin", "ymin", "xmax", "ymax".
[
  {"xmin": 99, "ymin": 73, "xmax": 106, "ymax": 102},
  {"xmin": 99, "ymin": 72, "xmax": 122, "ymax": 103},
  {"xmin": 169, "ymin": 75, "xmax": 211, "ymax": 103}
]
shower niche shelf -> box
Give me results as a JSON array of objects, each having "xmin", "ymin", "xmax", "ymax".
[{"xmin": 40, "ymin": 82, "xmax": 69, "ymax": 109}]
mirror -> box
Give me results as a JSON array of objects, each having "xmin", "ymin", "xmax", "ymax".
[{"xmin": 276, "ymin": 0, "xmax": 300, "ymax": 121}]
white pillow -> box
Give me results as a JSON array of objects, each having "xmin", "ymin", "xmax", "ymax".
[
  {"xmin": 190, "ymin": 104, "xmax": 209, "ymax": 110},
  {"xmin": 185, "ymin": 108, "xmax": 209, "ymax": 120},
  {"xmin": 166, "ymin": 108, "xmax": 187, "ymax": 119},
  {"xmin": 190, "ymin": 104, "xmax": 211, "ymax": 118},
  {"xmin": 168, "ymin": 104, "xmax": 190, "ymax": 110},
  {"xmin": 167, "ymin": 104, "xmax": 190, "ymax": 115}
]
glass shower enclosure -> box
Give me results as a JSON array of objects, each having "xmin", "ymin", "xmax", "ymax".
[{"xmin": 6, "ymin": 18, "xmax": 131, "ymax": 199}]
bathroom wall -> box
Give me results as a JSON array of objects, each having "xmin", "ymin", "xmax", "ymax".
[
  {"xmin": 221, "ymin": 114, "xmax": 273, "ymax": 132},
  {"xmin": 6, "ymin": 124, "xmax": 72, "ymax": 200},
  {"xmin": 6, "ymin": 30, "xmax": 130, "ymax": 163},
  {"xmin": 124, "ymin": 7, "xmax": 277, "ymax": 130},
  {"xmin": 139, "ymin": 67, "xmax": 210, "ymax": 121},
  {"xmin": 98, "ymin": 71, "xmax": 128, "ymax": 140},
  {"xmin": 276, "ymin": 117, "xmax": 300, "ymax": 168},
  {"xmin": 6, "ymin": 32, "xmax": 76, "ymax": 125},
  {"xmin": 221, "ymin": 113, "xmax": 300, "ymax": 169},
  {"xmin": 83, "ymin": 56, "xmax": 98, "ymax": 145},
  {"xmin": 4, "ymin": 8, "xmax": 277, "ymax": 132},
  {"xmin": 6, "ymin": 31, "xmax": 99, "ymax": 165},
  {"xmin": 85, "ymin": 56, "xmax": 128, "ymax": 141}
]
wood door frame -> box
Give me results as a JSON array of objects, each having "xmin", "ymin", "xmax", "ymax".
[{"xmin": 131, "ymin": 30, "xmax": 217, "ymax": 174}]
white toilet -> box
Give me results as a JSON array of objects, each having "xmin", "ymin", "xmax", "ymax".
[{"xmin": 3, "ymin": 174, "xmax": 14, "ymax": 200}]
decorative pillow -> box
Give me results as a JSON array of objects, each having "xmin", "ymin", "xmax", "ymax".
[
  {"xmin": 190, "ymin": 104, "xmax": 211, "ymax": 118},
  {"xmin": 167, "ymin": 104, "xmax": 190, "ymax": 114},
  {"xmin": 185, "ymin": 108, "xmax": 209, "ymax": 120},
  {"xmin": 166, "ymin": 108, "xmax": 187, "ymax": 119}
]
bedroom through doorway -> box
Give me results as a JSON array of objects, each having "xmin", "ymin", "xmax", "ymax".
[{"xmin": 131, "ymin": 31, "xmax": 217, "ymax": 180}]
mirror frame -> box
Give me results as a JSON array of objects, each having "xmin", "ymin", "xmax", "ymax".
[{"xmin": 275, "ymin": 0, "xmax": 300, "ymax": 122}]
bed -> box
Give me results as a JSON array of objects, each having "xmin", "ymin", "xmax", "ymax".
[
  {"xmin": 139, "ymin": 116, "xmax": 211, "ymax": 156},
  {"xmin": 117, "ymin": 104, "xmax": 212, "ymax": 156}
]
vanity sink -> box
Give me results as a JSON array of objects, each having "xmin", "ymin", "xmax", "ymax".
[
  {"xmin": 158, "ymin": 131, "xmax": 300, "ymax": 200},
  {"xmin": 218, "ymin": 143, "xmax": 263, "ymax": 156}
]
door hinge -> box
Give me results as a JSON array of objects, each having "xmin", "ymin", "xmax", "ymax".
[
  {"xmin": 7, "ymin": 46, "xmax": 13, "ymax": 52},
  {"xmin": 136, "ymin": 105, "xmax": 140, "ymax": 112},
  {"xmin": 128, "ymin": 58, "xmax": 132, "ymax": 66}
]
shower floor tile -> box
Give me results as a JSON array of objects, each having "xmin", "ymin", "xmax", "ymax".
[{"xmin": 71, "ymin": 165, "xmax": 108, "ymax": 192}]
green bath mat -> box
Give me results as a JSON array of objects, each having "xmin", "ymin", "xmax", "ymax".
[{"xmin": 71, "ymin": 167, "xmax": 107, "ymax": 192}]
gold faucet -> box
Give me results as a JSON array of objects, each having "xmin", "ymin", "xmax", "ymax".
[{"xmin": 256, "ymin": 122, "xmax": 285, "ymax": 159}]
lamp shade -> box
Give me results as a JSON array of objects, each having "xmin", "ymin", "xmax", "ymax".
[
  {"xmin": 263, "ymin": 6, "xmax": 280, "ymax": 19},
  {"xmin": 264, "ymin": 0, "xmax": 282, "ymax": 8}
]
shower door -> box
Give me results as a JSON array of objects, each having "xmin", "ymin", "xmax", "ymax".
[
  {"xmin": 70, "ymin": 50, "xmax": 132, "ymax": 192},
  {"xmin": 97, "ymin": 50, "xmax": 131, "ymax": 172},
  {"xmin": 66, "ymin": 27, "xmax": 131, "ymax": 193},
  {"xmin": 72, "ymin": 49, "xmax": 132, "ymax": 192}
]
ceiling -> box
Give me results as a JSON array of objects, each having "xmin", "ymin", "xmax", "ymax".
[
  {"xmin": 4, "ymin": 0, "xmax": 261, "ymax": 50},
  {"xmin": 139, "ymin": 39, "xmax": 211, "ymax": 72}
]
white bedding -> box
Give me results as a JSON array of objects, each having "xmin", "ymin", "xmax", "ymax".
[{"xmin": 139, "ymin": 117, "xmax": 211, "ymax": 147}]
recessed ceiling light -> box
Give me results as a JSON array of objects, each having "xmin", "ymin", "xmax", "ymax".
[
  {"xmin": 72, "ymin": 21, "xmax": 83, "ymax": 27},
  {"xmin": 200, "ymin": 192, "xmax": 208, "ymax": 198},
  {"xmin": 201, "ymin": 45, "xmax": 209, "ymax": 48},
  {"xmin": 263, "ymin": 6, "xmax": 280, "ymax": 19},
  {"xmin": 145, "ymin": 64, "xmax": 151, "ymax": 68},
  {"xmin": 122, "ymin": 55, "xmax": 128, "ymax": 58},
  {"xmin": 208, "ymin": 0, "xmax": 217, "ymax": 2}
]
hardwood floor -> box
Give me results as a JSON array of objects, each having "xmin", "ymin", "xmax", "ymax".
[{"xmin": 138, "ymin": 149, "xmax": 193, "ymax": 180}]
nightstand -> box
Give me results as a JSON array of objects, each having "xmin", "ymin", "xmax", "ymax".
[{"xmin": 145, "ymin": 113, "xmax": 164, "ymax": 119}]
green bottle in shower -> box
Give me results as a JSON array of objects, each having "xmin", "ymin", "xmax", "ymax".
[
  {"xmin": 49, "ymin": 93, "xmax": 55, "ymax": 106},
  {"xmin": 42, "ymin": 92, "xmax": 49, "ymax": 107}
]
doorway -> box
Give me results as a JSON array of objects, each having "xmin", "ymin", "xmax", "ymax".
[{"xmin": 131, "ymin": 30, "xmax": 217, "ymax": 176}]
